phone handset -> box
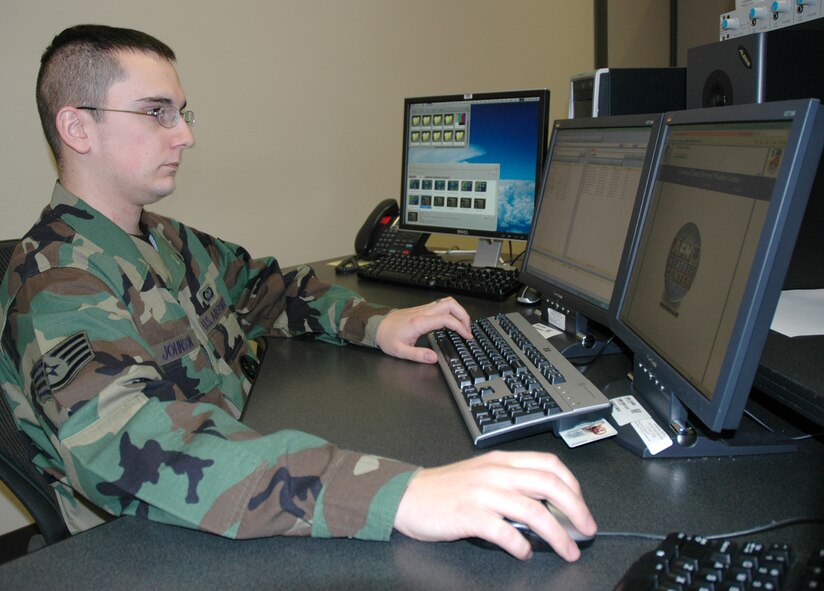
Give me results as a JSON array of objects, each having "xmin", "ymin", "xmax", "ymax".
[
  {"xmin": 354, "ymin": 199, "xmax": 400, "ymax": 259},
  {"xmin": 352, "ymin": 199, "xmax": 430, "ymax": 262}
]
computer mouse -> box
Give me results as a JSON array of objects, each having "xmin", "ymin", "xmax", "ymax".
[
  {"xmin": 516, "ymin": 285, "xmax": 542, "ymax": 305},
  {"xmin": 335, "ymin": 256, "xmax": 360, "ymax": 274},
  {"xmin": 470, "ymin": 500, "xmax": 595, "ymax": 553}
]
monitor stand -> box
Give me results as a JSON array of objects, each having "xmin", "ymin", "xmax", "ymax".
[
  {"xmin": 603, "ymin": 378, "xmax": 798, "ymax": 459},
  {"xmin": 473, "ymin": 238, "xmax": 503, "ymax": 268},
  {"xmin": 561, "ymin": 314, "xmax": 623, "ymax": 359}
]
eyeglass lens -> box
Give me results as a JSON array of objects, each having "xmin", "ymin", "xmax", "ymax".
[{"xmin": 157, "ymin": 107, "xmax": 195, "ymax": 128}]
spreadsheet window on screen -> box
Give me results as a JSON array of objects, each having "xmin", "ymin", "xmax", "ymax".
[{"xmin": 525, "ymin": 124, "xmax": 652, "ymax": 311}]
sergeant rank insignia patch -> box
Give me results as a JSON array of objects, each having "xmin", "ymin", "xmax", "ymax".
[{"xmin": 31, "ymin": 331, "xmax": 95, "ymax": 401}]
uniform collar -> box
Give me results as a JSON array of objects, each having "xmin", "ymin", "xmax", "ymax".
[
  {"xmin": 49, "ymin": 182, "xmax": 186, "ymax": 293},
  {"xmin": 49, "ymin": 182, "xmax": 155, "ymax": 286},
  {"xmin": 50, "ymin": 181, "xmax": 136, "ymax": 248}
]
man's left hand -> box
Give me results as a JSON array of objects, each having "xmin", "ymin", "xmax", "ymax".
[{"xmin": 375, "ymin": 297, "xmax": 472, "ymax": 363}]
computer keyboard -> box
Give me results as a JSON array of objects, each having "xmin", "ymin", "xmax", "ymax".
[
  {"xmin": 614, "ymin": 532, "xmax": 824, "ymax": 591},
  {"xmin": 357, "ymin": 254, "xmax": 522, "ymax": 300},
  {"xmin": 428, "ymin": 311, "xmax": 613, "ymax": 447}
]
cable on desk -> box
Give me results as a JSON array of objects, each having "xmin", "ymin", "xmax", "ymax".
[
  {"xmin": 596, "ymin": 531, "xmax": 667, "ymax": 542},
  {"xmin": 744, "ymin": 407, "xmax": 778, "ymax": 432},
  {"xmin": 743, "ymin": 408, "xmax": 824, "ymax": 442},
  {"xmin": 790, "ymin": 432, "xmax": 824, "ymax": 441},
  {"xmin": 702, "ymin": 516, "xmax": 824, "ymax": 541},
  {"xmin": 595, "ymin": 516, "xmax": 824, "ymax": 544}
]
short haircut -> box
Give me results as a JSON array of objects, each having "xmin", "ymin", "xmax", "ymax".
[{"xmin": 36, "ymin": 24, "xmax": 177, "ymax": 164}]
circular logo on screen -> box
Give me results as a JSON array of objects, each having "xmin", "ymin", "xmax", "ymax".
[{"xmin": 662, "ymin": 222, "xmax": 701, "ymax": 315}]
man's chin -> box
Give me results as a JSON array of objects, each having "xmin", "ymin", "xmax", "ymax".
[{"xmin": 148, "ymin": 180, "xmax": 178, "ymax": 203}]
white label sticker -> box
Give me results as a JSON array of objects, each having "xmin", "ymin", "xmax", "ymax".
[
  {"xmin": 610, "ymin": 395, "xmax": 651, "ymax": 426},
  {"xmin": 546, "ymin": 308, "xmax": 566, "ymax": 331},
  {"xmin": 532, "ymin": 322, "xmax": 563, "ymax": 340},
  {"xmin": 631, "ymin": 418, "xmax": 673, "ymax": 455}
]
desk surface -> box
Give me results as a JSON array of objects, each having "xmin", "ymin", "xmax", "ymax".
[{"xmin": 2, "ymin": 259, "xmax": 822, "ymax": 590}]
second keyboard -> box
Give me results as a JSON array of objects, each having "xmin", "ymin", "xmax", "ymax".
[
  {"xmin": 429, "ymin": 312, "xmax": 613, "ymax": 447},
  {"xmin": 614, "ymin": 531, "xmax": 824, "ymax": 590},
  {"xmin": 357, "ymin": 254, "xmax": 522, "ymax": 300}
]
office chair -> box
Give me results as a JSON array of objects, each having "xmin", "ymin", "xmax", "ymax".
[{"xmin": 0, "ymin": 238, "xmax": 70, "ymax": 549}]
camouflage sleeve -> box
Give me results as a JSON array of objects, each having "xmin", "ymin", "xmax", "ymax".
[
  {"xmin": 194, "ymin": 229, "xmax": 392, "ymax": 347},
  {"xmin": 3, "ymin": 267, "xmax": 417, "ymax": 540}
]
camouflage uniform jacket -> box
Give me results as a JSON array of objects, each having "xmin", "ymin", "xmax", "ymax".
[{"xmin": 0, "ymin": 182, "xmax": 419, "ymax": 540}]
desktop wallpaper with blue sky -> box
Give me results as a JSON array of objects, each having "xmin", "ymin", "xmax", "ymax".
[{"xmin": 408, "ymin": 101, "xmax": 542, "ymax": 235}]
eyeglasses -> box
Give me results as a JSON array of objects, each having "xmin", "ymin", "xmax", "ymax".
[{"xmin": 76, "ymin": 106, "xmax": 195, "ymax": 128}]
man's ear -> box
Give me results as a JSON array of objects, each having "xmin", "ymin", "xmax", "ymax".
[{"xmin": 56, "ymin": 107, "xmax": 92, "ymax": 155}]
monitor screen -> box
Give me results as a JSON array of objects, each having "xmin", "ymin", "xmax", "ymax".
[
  {"xmin": 399, "ymin": 90, "xmax": 549, "ymax": 248},
  {"xmin": 519, "ymin": 114, "xmax": 660, "ymax": 342},
  {"xmin": 608, "ymin": 99, "xmax": 824, "ymax": 458}
]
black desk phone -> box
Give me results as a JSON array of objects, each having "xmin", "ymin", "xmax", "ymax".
[{"xmin": 354, "ymin": 199, "xmax": 429, "ymax": 260}]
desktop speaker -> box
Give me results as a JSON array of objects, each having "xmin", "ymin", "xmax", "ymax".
[
  {"xmin": 686, "ymin": 30, "xmax": 824, "ymax": 109},
  {"xmin": 568, "ymin": 68, "xmax": 686, "ymax": 118},
  {"xmin": 687, "ymin": 29, "xmax": 824, "ymax": 291}
]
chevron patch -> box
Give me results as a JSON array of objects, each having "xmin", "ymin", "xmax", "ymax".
[{"xmin": 32, "ymin": 331, "xmax": 95, "ymax": 401}]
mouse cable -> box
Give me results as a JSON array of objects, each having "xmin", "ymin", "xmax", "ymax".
[
  {"xmin": 595, "ymin": 530, "xmax": 666, "ymax": 542},
  {"xmin": 701, "ymin": 516, "xmax": 824, "ymax": 541},
  {"xmin": 595, "ymin": 516, "xmax": 824, "ymax": 543}
]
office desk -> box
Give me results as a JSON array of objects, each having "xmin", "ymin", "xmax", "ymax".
[{"xmin": 1, "ymin": 259, "xmax": 822, "ymax": 590}]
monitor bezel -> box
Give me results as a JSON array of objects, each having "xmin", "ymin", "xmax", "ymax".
[
  {"xmin": 608, "ymin": 98, "xmax": 824, "ymax": 435},
  {"xmin": 398, "ymin": 88, "xmax": 550, "ymax": 242},
  {"xmin": 519, "ymin": 112, "xmax": 663, "ymax": 333}
]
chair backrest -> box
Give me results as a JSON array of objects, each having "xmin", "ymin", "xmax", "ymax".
[
  {"xmin": 0, "ymin": 239, "xmax": 70, "ymax": 546},
  {"xmin": 0, "ymin": 239, "xmax": 14, "ymax": 282}
]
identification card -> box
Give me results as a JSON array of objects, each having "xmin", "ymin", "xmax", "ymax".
[{"xmin": 559, "ymin": 418, "xmax": 617, "ymax": 448}]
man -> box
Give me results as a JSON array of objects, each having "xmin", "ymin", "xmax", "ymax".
[{"xmin": 0, "ymin": 24, "xmax": 596, "ymax": 561}]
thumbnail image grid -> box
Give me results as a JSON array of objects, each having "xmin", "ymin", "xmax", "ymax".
[{"xmin": 409, "ymin": 110, "xmax": 469, "ymax": 147}]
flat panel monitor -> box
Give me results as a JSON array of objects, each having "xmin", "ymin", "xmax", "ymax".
[
  {"xmin": 399, "ymin": 89, "xmax": 549, "ymax": 267},
  {"xmin": 518, "ymin": 114, "xmax": 661, "ymax": 356},
  {"xmin": 607, "ymin": 98, "xmax": 824, "ymax": 458}
]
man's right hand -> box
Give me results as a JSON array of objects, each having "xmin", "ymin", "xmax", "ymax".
[{"xmin": 393, "ymin": 450, "xmax": 597, "ymax": 561}]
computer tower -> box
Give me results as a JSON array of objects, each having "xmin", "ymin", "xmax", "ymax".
[{"xmin": 568, "ymin": 68, "xmax": 686, "ymax": 118}]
